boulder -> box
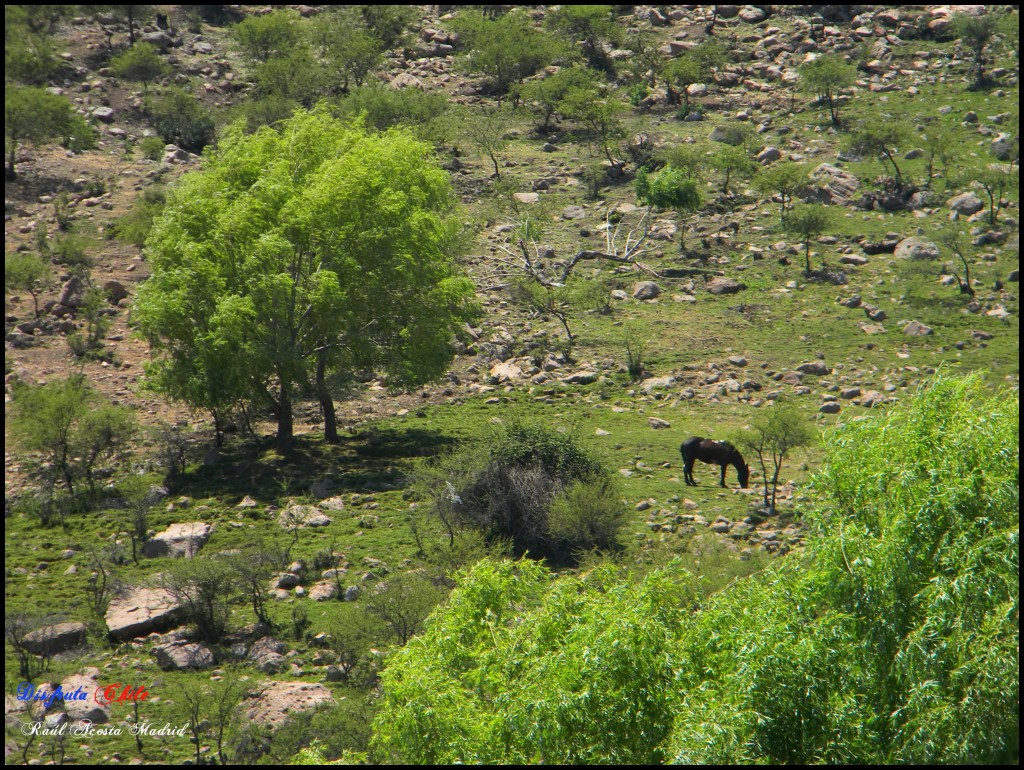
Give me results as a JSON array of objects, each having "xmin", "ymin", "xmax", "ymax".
[
  {"xmin": 154, "ymin": 642, "xmax": 214, "ymax": 671},
  {"xmin": 490, "ymin": 360, "xmax": 523, "ymax": 383},
  {"xmin": 278, "ymin": 504, "xmax": 332, "ymax": 528},
  {"xmin": 631, "ymin": 281, "xmax": 662, "ymax": 300},
  {"xmin": 648, "ymin": 417, "xmax": 671, "ymax": 429},
  {"xmin": 103, "ymin": 280, "xmax": 129, "ymax": 304},
  {"xmin": 244, "ymin": 681, "xmax": 334, "ymax": 729},
  {"xmin": 105, "ymin": 586, "xmax": 183, "ymax": 641},
  {"xmin": 22, "ymin": 622, "xmax": 88, "ymax": 656},
  {"xmin": 800, "ymin": 164, "xmax": 861, "ymax": 206},
  {"xmin": 143, "ymin": 522, "xmax": 212, "ymax": 558},
  {"xmin": 894, "ymin": 237, "xmax": 939, "ymax": 260},
  {"xmin": 947, "ymin": 192, "xmax": 984, "ymax": 215},
  {"xmin": 705, "ymin": 277, "xmax": 746, "ymax": 295},
  {"xmin": 61, "ymin": 674, "xmax": 110, "ymax": 723},
  {"xmin": 308, "ymin": 581, "xmax": 339, "ymax": 601},
  {"xmin": 796, "ymin": 362, "xmax": 830, "ymax": 376}
]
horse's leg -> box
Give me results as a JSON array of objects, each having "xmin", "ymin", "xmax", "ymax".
[
  {"xmin": 720, "ymin": 463, "xmax": 727, "ymax": 487},
  {"xmin": 684, "ymin": 457, "xmax": 695, "ymax": 485}
]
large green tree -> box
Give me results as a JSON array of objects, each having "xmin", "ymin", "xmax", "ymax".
[
  {"xmin": 5, "ymin": 86, "xmax": 94, "ymax": 179},
  {"xmin": 134, "ymin": 108, "xmax": 479, "ymax": 452}
]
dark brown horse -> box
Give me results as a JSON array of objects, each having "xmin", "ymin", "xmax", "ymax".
[{"xmin": 680, "ymin": 436, "xmax": 750, "ymax": 488}]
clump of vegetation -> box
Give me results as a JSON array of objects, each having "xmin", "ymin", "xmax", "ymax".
[
  {"xmin": 417, "ymin": 419, "xmax": 623, "ymax": 563},
  {"xmin": 372, "ymin": 375, "xmax": 1019, "ymax": 765},
  {"xmin": 733, "ymin": 400, "xmax": 816, "ymax": 512},
  {"xmin": 8, "ymin": 374, "xmax": 137, "ymax": 495},
  {"xmin": 5, "ymin": 251, "xmax": 52, "ymax": 317},
  {"xmin": 145, "ymin": 87, "xmax": 216, "ymax": 153},
  {"xmin": 5, "ymin": 85, "xmax": 95, "ymax": 179}
]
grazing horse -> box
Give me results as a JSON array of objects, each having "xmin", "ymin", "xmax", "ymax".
[{"xmin": 680, "ymin": 436, "xmax": 750, "ymax": 488}]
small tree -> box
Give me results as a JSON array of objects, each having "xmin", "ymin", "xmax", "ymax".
[
  {"xmin": 231, "ymin": 8, "xmax": 301, "ymax": 62},
  {"xmin": 920, "ymin": 123, "xmax": 959, "ymax": 190},
  {"xmin": 519, "ymin": 65, "xmax": 600, "ymax": 132},
  {"xmin": 846, "ymin": 121, "xmax": 910, "ymax": 191},
  {"xmin": 155, "ymin": 557, "xmax": 239, "ymax": 643},
  {"xmin": 734, "ymin": 401, "xmax": 815, "ymax": 513},
  {"xmin": 710, "ymin": 144, "xmax": 757, "ymax": 196},
  {"xmin": 546, "ymin": 5, "xmax": 620, "ymax": 72},
  {"xmin": 145, "ymin": 87, "xmax": 216, "ymax": 153},
  {"xmin": 328, "ymin": 604, "xmax": 385, "ymax": 681},
  {"xmin": 783, "ymin": 204, "xmax": 833, "ymax": 275},
  {"xmin": 754, "ymin": 162, "xmax": 809, "ymax": 222},
  {"xmin": 637, "ymin": 165, "xmax": 702, "ymax": 249},
  {"xmin": 109, "ymin": 42, "xmax": 169, "ymax": 92},
  {"xmin": 8, "ymin": 375, "xmax": 136, "ymax": 494},
  {"xmin": 798, "ymin": 54, "xmax": 855, "ymax": 126},
  {"xmin": 5, "ymin": 86, "xmax": 94, "ymax": 179},
  {"xmin": 5, "ymin": 251, "xmax": 52, "ymax": 317},
  {"xmin": 363, "ymin": 571, "xmax": 444, "ymax": 645},
  {"xmin": 456, "ymin": 106, "xmax": 512, "ymax": 179},
  {"xmin": 953, "ymin": 11, "xmax": 1001, "ymax": 88},
  {"xmin": 935, "ymin": 226, "xmax": 977, "ymax": 297},
  {"xmin": 227, "ymin": 544, "xmax": 284, "ymax": 626},
  {"xmin": 308, "ymin": 8, "xmax": 385, "ymax": 93},
  {"xmin": 972, "ymin": 164, "xmax": 1018, "ymax": 225},
  {"xmin": 451, "ymin": 9, "xmax": 566, "ymax": 97},
  {"xmin": 561, "ymin": 89, "xmax": 627, "ymax": 168}
]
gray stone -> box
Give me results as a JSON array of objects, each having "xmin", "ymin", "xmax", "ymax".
[
  {"xmin": 902, "ymin": 320, "xmax": 933, "ymax": 336},
  {"xmin": 105, "ymin": 586, "xmax": 183, "ymax": 641},
  {"xmin": 143, "ymin": 522, "xmax": 212, "ymax": 558},
  {"xmin": 91, "ymin": 106, "xmax": 115, "ymax": 123},
  {"xmin": 947, "ymin": 192, "xmax": 984, "ymax": 215},
  {"xmin": 631, "ymin": 281, "xmax": 662, "ymax": 300},
  {"xmin": 705, "ymin": 277, "xmax": 746, "ymax": 295},
  {"xmin": 154, "ymin": 642, "xmax": 214, "ymax": 671},
  {"xmin": 796, "ymin": 362, "xmax": 830, "ymax": 376},
  {"xmin": 563, "ymin": 371, "xmax": 598, "ymax": 384},
  {"xmin": 648, "ymin": 417, "xmax": 671, "ymax": 429},
  {"xmin": 343, "ymin": 585, "xmax": 361, "ymax": 602},
  {"xmin": 819, "ymin": 402, "xmax": 841, "ymax": 414},
  {"xmin": 22, "ymin": 622, "xmax": 88, "ymax": 656},
  {"xmin": 894, "ymin": 237, "xmax": 939, "ymax": 260},
  {"xmin": 757, "ymin": 146, "xmax": 781, "ymax": 163}
]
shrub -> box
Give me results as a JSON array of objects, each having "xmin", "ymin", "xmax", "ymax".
[
  {"xmin": 8, "ymin": 375, "xmax": 136, "ymax": 494},
  {"xmin": 155, "ymin": 557, "xmax": 239, "ymax": 643},
  {"xmin": 110, "ymin": 185, "xmax": 165, "ymax": 246},
  {"xmin": 139, "ymin": 135, "xmax": 165, "ymax": 160},
  {"xmin": 146, "ymin": 87, "xmax": 215, "ymax": 153},
  {"xmin": 547, "ymin": 476, "xmax": 627, "ymax": 554},
  {"xmin": 422, "ymin": 420, "xmax": 609, "ymax": 563},
  {"xmin": 109, "ymin": 42, "xmax": 169, "ymax": 92},
  {"xmin": 334, "ymin": 83, "xmax": 448, "ymax": 133}
]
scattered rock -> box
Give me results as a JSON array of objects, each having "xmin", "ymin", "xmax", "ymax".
[
  {"xmin": 705, "ymin": 277, "xmax": 746, "ymax": 295},
  {"xmin": 648, "ymin": 417, "xmax": 671, "ymax": 429},
  {"xmin": 631, "ymin": 281, "xmax": 662, "ymax": 300},
  {"xmin": 22, "ymin": 622, "xmax": 88, "ymax": 656},
  {"xmin": 105, "ymin": 586, "xmax": 184, "ymax": 642},
  {"xmin": 894, "ymin": 237, "xmax": 939, "ymax": 260},
  {"xmin": 142, "ymin": 522, "xmax": 212, "ymax": 558},
  {"xmin": 947, "ymin": 192, "xmax": 985, "ymax": 216},
  {"xmin": 154, "ymin": 642, "xmax": 214, "ymax": 671},
  {"xmin": 902, "ymin": 320, "xmax": 933, "ymax": 336}
]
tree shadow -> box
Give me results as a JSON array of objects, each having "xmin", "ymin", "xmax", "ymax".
[{"xmin": 174, "ymin": 428, "xmax": 460, "ymax": 506}]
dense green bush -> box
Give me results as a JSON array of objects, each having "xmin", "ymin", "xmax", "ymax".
[
  {"xmin": 418, "ymin": 420, "xmax": 617, "ymax": 563},
  {"xmin": 372, "ymin": 375, "xmax": 1019, "ymax": 764},
  {"xmin": 333, "ymin": 83, "xmax": 448, "ymax": 133},
  {"xmin": 145, "ymin": 87, "xmax": 216, "ymax": 153}
]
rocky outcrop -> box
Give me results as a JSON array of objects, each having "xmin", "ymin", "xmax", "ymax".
[
  {"xmin": 143, "ymin": 522, "xmax": 212, "ymax": 558},
  {"xmin": 105, "ymin": 586, "xmax": 183, "ymax": 642}
]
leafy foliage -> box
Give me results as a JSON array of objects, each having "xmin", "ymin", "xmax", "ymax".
[
  {"xmin": 145, "ymin": 87, "xmax": 216, "ymax": 153},
  {"xmin": 134, "ymin": 108, "xmax": 479, "ymax": 451},
  {"xmin": 799, "ymin": 54, "xmax": 856, "ymax": 125},
  {"xmin": 783, "ymin": 204, "xmax": 834, "ymax": 274},
  {"xmin": 108, "ymin": 42, "xmax": 169, "ymax": 92},
  {"xmin": 372, "ymin": 376, "xmax": 1019, "ymax": 765},
  {"xmin": 8, "ymin": 375, "xmax": 137, "ymax": 494},
  {"xmin": 5, "ymin": 86, "xmax": 95, "ymax": 178},
  {"xmin": 451, "ymin": 9, "xmax": 566, "ymax": 95}
]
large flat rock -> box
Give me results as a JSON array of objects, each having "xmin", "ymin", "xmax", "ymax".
[
  {"xmin": 105, "ymin": 586, "xmax": 184, "ymax": 642},
  {"xmin": 143, "ymin": 522, "xmax": 213, "ymax": 558},
  {"xmin": 244, "ymin": 681, "xmax": 334, "ymax": 728}
]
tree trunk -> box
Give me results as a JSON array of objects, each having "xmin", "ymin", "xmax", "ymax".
[
  {"xmin": 275, "ymin": 382, "xmax": 293, "ymax": 454},
  {"xmin": 316, "ymin": 353, "xmax": 338, "ymax": 443}
]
